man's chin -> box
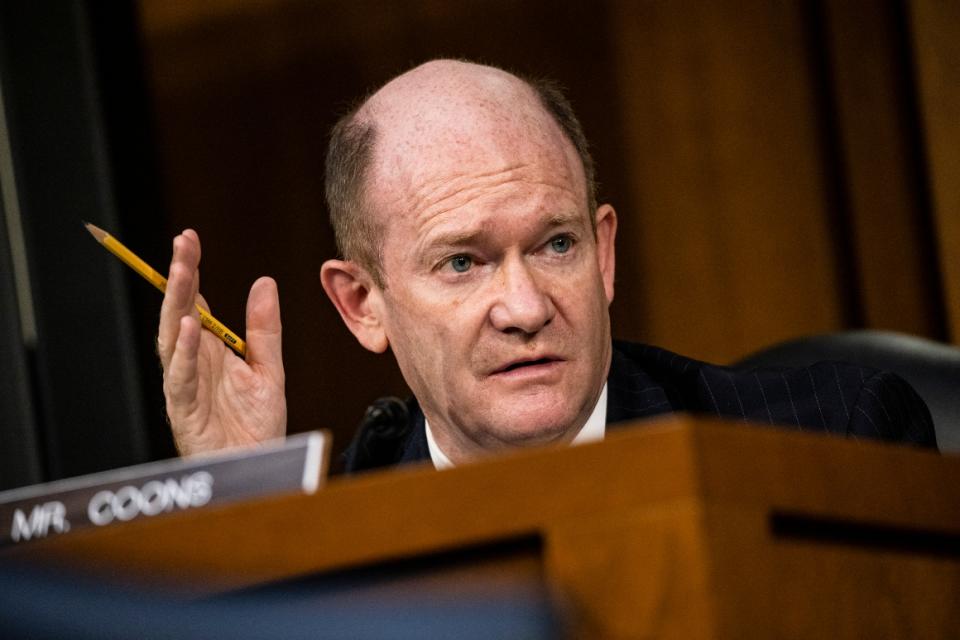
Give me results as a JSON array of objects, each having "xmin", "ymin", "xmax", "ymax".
[{"xmin": 475, "ymin": 403, "xmax": 585, "ymax": 449}]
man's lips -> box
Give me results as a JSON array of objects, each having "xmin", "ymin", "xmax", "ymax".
[{"xmin": 490, "ymin": 356, "xmax": 564, "ymax": 376}]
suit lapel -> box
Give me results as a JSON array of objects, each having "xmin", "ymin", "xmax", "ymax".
[{"xmin": 606, "ymin": 344, "xmax": 676, "ymax": 427}]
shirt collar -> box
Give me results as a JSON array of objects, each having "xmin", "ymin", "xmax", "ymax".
[{"xmin": 425, "ymin": 383, "xmax": 609, "ymax": 469}]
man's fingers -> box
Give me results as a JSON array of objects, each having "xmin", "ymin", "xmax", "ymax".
[
  {"xmin": 158, "ymin": 230, "xmax": 202, "ymax": 368},
  {"xmin": 245, "ymin": 277, "xmax": 284, "ymax": 378},
  {"xmin": 183, "ymin": 229, "xmax": 202, "ymax": 306},
  {"xmin": 164, "ymin": 315, "xmax": 202, "ymax": 414}
]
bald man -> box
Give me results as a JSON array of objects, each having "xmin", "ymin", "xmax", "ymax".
[{"xmin": 158, "ymin": 60, "xmax": 936, "ymax": 471}]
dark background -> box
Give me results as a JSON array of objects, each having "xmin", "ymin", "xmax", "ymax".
[{"xmin": 2, "ymin": 0, "xmax": 958, "ymax": 488}]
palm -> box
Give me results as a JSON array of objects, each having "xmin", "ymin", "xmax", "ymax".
[
  {"xmin": 159, "ymin": 230, "xmax": 286, "ymax": 456},
  {"xmin": 178, "ymin": 331, "xmax": 286, "ymax": 453}
]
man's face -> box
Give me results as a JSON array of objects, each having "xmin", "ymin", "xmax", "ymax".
[{"xmin": 364, "ymin": 102, "xmax": 616, "ymax": 460}]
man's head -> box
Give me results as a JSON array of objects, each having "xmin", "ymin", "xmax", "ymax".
[
  {"xmin": 321, "ymin": 60, "xmax": 617, "ymax": 463},
  {"xmin": 326, "ymin": 62, "xmax": 598, "ymax": 285}
]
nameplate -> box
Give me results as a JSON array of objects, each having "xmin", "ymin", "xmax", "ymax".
[{"xmin": 0, "ymin": 432, "xmax": 329, "ymax": 547}]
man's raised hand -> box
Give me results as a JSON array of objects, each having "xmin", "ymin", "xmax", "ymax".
[{"xmin": 157, "ymin": 229, "xmax": 286, "ymax": 455}]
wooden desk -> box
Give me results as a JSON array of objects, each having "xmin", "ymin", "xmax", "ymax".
[{"xmin": 7, "ymin": 417, "xmax": 960, "ymax": 638}]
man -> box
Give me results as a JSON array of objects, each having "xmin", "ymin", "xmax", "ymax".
[{"xmin": 157, "ymin": 59, "xmax": 936, "ymax": 471}]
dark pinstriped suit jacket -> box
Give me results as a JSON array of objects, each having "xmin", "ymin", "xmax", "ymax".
[{"xmin": 343, "ymin": 340, "xmax": 937, "ymax": 472}]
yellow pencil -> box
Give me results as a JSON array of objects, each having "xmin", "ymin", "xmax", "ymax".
[{"xmin": 84, "ymin": 222, "xmax": 247, "ymax": 357}]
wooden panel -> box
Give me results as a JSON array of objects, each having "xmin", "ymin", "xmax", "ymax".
[
  {"xmin": 695, "ymin": 421, "xmax": 960, "ymax": 637},
  {"xmin": 546, "ymin": 502, "xmax": 717, "ymax": 639},
  {"xmin": 909, "ymin": 0, "xmax": 960, "ymax": 343},
  {"xmin": 822, "ymin": 0, "xmax": 943, "ymax": 338},
  {"xmin": 7, "ymin": 418, "xmax": 959, "ymax": 638},
  {"xmin": 707, "ymin": 506, "xmax": 960, "ymax": 639},
  {"xmin": 609, "ymin": 0, "xmax": 844, "ymax": 363},
  {"xmin": 9, "ymin": 418, "xmax": 703, "ymax": 590}
]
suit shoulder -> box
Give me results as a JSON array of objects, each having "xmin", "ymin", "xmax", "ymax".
[
  {"xmin": 728, "ymin": 359, "xmax": 936, "ymax": 447},
  {"xmin": 846, "ymin": 368, "xmax": 937, "ymax": 447},
  {"xmin": 613, "ymin": 340, "xmax": 707, "ymax": 381},
  {"xmin": 716, "ymin": 357, "xmax": 869, "ymax": 428}
]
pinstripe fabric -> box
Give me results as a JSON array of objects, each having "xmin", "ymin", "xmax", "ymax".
[
  {"xmin": 345, "ymin": 340, "xmax": 937, "ymax": 472},
  {"xmin": 607, "ymin": 341, "xmax": 937, "ymax": 447}
]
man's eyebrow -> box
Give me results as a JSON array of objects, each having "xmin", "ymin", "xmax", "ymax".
[
  {"xmin": 425, "ymin": 211, "xmax": 585, "ymax": 252},
  {"xmin": 427, "ymin": 228, "xmax": 487, "ymax": 249},
  {"xmin": 545, "ymin": 212, "xmax": 584, "ymax": 228}
]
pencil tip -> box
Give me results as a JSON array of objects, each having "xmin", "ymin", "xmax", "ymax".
[{"xmin": 84, "ymin": 222, "xmax": 107, "ymax": 242}]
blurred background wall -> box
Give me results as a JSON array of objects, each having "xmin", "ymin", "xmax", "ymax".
[{"xmin": 1, "ymin": 0, "xmax": 958, "ymax": 486}]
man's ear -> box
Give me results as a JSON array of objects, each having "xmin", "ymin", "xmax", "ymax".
[
  {"xmin": 319, "ymin": 259, "xmax": 389, "ymax": 353},
  {"xmin": 595, "ymin": 204, "xmax": 617, "ymax": 304}
]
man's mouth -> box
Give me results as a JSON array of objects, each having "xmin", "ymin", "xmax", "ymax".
[{"xmin": 492, "ymin": 357, "xmax": 561, "ymax": 375}]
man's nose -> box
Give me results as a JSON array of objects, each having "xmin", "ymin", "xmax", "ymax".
[{"xmin": 488, "ymin": 257, "xmax": 556, "ymax": 334}]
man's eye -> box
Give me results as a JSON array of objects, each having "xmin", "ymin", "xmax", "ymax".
[
  {"xmin": 449, "ymin": 255, "xmax": 473, "ymax": 273},
  {"xmin": 550, "ymin": 235, "xmax": 573, "ymax": 254}
]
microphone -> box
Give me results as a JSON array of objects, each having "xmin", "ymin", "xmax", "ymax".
[{"xmin": 351, "ymin": 396, "xmax": 411, "ymax": 471}]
